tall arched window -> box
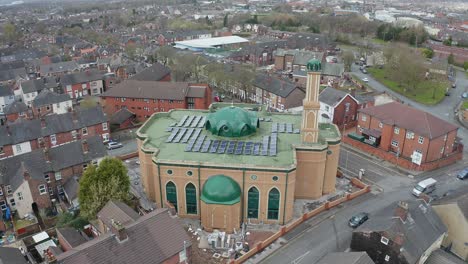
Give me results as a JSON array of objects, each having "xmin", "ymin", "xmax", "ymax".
[
  {"xmin": 185, "ymin": 183, "xmax": 197, "ymax": 214},
  {"xmin": 267, "ymin": 188, "xmax": 280, "ymax": 220},
  {"xmin": 247, "ymin": 187, "xmax": 259, "ymax": 219},
  {"xmin": 166, "ymin": 181, "xmax": 177, "ymax": 212}
]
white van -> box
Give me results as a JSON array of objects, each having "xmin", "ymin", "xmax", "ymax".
[{"xmin": 412, "ymin": 178, "xmax": 437, "ymax": 197}]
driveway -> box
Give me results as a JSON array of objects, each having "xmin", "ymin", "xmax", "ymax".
[{"xmin": 351, "ymin": 65, "xmax": 468, "ymax": 151}]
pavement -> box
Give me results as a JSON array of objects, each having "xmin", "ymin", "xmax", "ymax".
[
  {"xmin": 123, "ymin": 156, "xmax": 157, "ymax": 211},
  {"xmin": 351, "ymin": 65, "xmax": 468, "ymax": 152}
]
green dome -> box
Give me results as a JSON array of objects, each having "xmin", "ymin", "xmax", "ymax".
[
  {"xmin": 205, "ymin": 106, "xmax": 259, "ymax": 138},
  {"xmin": 201, "ymin": 175, "xmax": 241, "ymax": 205},
  {"xmin": 307, "ymin": 58, "xmax": 322, "ymax": 72}
]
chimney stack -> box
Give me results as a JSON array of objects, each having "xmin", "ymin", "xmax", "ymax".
[
  {"xmin": 40, "ymin": 117, "xmax": 46, "ymax": 128},
  {"xmin": 6, "ymin": 125, "xmax": 11, "ymax": 136},
  {"xmin": 110, "ymin": 219, "xmax": 128, "ymax": 242},
  {"xmin": 81, "ymin": 139, "xmax": 89, "ymax": 153},
  {"xmin": 44, "ymin": 149, "xmax": 51, "ymax": 163},
  {"xmin": 349, "ymin": 88, "xmax": 356, "ymax": 98},
  {"xmin": 72, "ymin": 110, "xmax": 78, "ymax": 122},
  {"xmin": 395, "ymin": 201, "xmax": 409, "ymax": 222},
  {"xmin": 21, "ymin": 162, "xmax": 31, "ymax": 180}
]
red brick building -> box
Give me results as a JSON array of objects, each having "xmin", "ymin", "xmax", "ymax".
[
  {"xmin": 348, "ymin": 102, "xmax": 462, "ymax": 170},
  {"xmin": 318, "ymin": 87, "xmax": 360, "ymax": 129},
  {"xmin": 100, "ymin": 80, "xmax": 212, "ymax": 122},
  {"xmin": 60, "ymin": 70, "xmax": 105, "ymax": 98}
]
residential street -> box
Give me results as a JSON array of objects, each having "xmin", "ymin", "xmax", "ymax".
[{"xmin": 351, "ymin": 65, "xmax": 468, "ymax": 151}]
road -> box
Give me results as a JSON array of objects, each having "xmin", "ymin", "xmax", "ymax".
[
  {"xmin": 259, "ymin": 146, "xmax": 468, "ymax": 264},
  {"xmin": 351, "ymin": 64, "xmax": 468, "ymax": 151}
]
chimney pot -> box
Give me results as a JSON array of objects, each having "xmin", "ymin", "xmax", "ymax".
[
  {"xmin": 395, "ymin": 201, "xmax": 409, "ymax": 222},
  {"xmin": 110, "ymin": 219, "xmax": 128, "ymax": 242},
  {"xmin": 82, "ymin": 139, "xmax": 89, "ymax": 153},
  {"xmin": 40, "ymin": 117, "xmax": 46, "ymax": 128}
]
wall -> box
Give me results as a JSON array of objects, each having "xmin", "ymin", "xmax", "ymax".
[
  {"xmin": 52, "ymin": 100, "xmax": 73, "ymax": 115},
  {"xmin": 12, "ymin": 180, "xmax": 34, "ymax": 217},
  {"xmin": 333, "ymin": 95, "xmax": 358, "ymax": 128},
  {"xmin": 12, "ymin": 141, "xmax": 32, "ymax": 156},
  {"xmin": 433, "ymin": 204, "xmax": 468, "ymax": 260},
  {"xmin": 294, "ymin": 149, "xmax": 327, "ymax": 199}
]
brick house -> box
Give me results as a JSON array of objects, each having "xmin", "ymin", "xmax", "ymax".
[
  {"xmin": 0, "ymin": 136, "xmax": 106, "ymax": 218},
  {"xmin": 32, "ymin": 89, "xmax": 73, "ymax": 117},
  {"xmin": 18, "ymin": 77, "xmax": 60, "ymax": 106},
  {"xmin": 227, "ymin": 41, "xmax": 288, "ymax": 66},
  {"xmin": 60, "ymin": 70, "xmax": 105, "ymax": 99},
  {"xmin": 50, "ymin": 207, "xmax": 192, "ymax": 264},
  {"xmin": 351, "ymin": 200, "xmax": 447, "ymax": 264},
  {"xmin": 274, "ymin": 49, "xmax": 325, "ymax": 72},
  {"xmin": 318, "ymin": 87, "xmax": 359, "ymax": 129},
  {"xmin": 351, "ymin": 102, "xmax": 461, "ymax": 169},
  {"xmin": 251, "ymin": 73, "xmax": 304, "ymax": 111},
  {"xmin": 129, "ymin": 62, "xmax": 171, "ymax": 82},
  {"xmin": 109, "ymin": 108, "xmax": 136, "ymax": 130},
  {"xmin": 100, "ymin": 80, "xmax": 212, "ymax": 122},
  {"xmin": 0, "ymin": 106, "xmax": 109, "ymax": 158},
  {"xmin": 39, "ymin": 61, "xmax": 80, "ymax": 77},
  {"xmin": 3, "ymin": 101, "xmax": 32, "ymax": 122}
]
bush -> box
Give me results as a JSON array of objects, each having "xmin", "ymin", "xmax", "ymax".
[{"xmin": 56, "ymin": 212, "xmax": 89, "ymax": 230}]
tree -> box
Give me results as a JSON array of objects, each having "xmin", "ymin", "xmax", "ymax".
[
  {"xmin": 125, "ymin": 43, "xmax": 137, "ymax": 60},
  {"xmin": 3, "ymin": 23, "xmax": 19, "ymax": 43},
  {"xmin": 421, "ymin": 48, "xmax": 434, "ymax": 59},
  {"xmin": 342, "ymin": 50, "xmax": 354, "ymax": 72},
  {"xmin": 395, "ymin": 48, "xmax": 426, "ymax": 94},
  {"xmin": 223, "ymin": 14, "xmax": 228, "ymax": 28},
  {"xmin": 464, "ymin": 61, "xmax": 468, "ymax": 71},
  {"xmin": 448, "ymin": 53, "xmax": 455, "ymax": 65},
  {"xmin": 156, "ymin": 45, "xmax": 176, "ymax": 66},
  {"xmin": 78, "ymin": 157, "xmax": 130, "ymax": 219}
]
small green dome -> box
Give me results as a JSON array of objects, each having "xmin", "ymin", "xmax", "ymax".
[
  {"xmin": 307, "ymin": 58, "xmax": 321, "ymax": 72},
  {"xmin": 201, "ymin": 175, "xmax": 241, "ymax": 205},
  {"xmin": 205, "ymin": 106, "xmax": 259, "ymax": 138}
]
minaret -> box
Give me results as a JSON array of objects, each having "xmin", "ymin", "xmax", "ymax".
[{"xmin": 301, "ymin": 58, "xmax": 321, "ymax": 143}]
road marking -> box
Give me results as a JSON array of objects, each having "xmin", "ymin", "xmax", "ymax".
[{"xmin": 290, "ymin": 251, "xmax": 310, "ymax": 264}]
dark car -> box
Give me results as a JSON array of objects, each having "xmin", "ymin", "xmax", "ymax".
[
  {"xmin": 457, "ymin": 168, "xmax": 468, "ymax": 180},
  {"xmin": 349, "ymin": 212, "xmax": 369, "ymax": 228}
]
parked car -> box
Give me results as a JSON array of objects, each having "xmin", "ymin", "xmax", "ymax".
[
  {"xmin": 412, "ymin": 178, "xmax": 437, "ymax": 197},
  {"xmin": 362, "ymin": 77, "xmax": 369, "ymax": 82},
  {"xmin": 107, "ymin": 141, "xmax": 123, "ymax": 150},
  {"xmin": 451, "ymin": 82, "xmax": 456, "ymax": 88},
  {"xmin": 457, "ymin": 168, "xmax": 468, "ymax": 180},
  {"xmin": 462, "ymin": 92, "xmax": 468, "ymax": 99},
  {"xmin": 349, "ymin": 212, "xmax": 369, "ymax": 228}
]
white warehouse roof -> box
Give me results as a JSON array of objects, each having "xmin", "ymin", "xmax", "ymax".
[{"xmin": 174, "ymin": 36, "xmax": 249, "ymax": 49}]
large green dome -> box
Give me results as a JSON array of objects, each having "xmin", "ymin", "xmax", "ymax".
[
  {"xmin": 205, "ymin": 106, "xmax": 259, "ymax": 138},
  {"xmin": 201, "ymin": 175, "xmax": 241, "ymax": 205}
]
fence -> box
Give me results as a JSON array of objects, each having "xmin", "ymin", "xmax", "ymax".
[{"xmin": 230, "ymin": 178, "xmax": 371, "ymax": 264}]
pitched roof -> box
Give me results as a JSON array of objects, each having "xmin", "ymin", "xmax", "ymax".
[
  {"xmin": 0, "ymin": 150, "xmax": 49, "ymax": 190},
  {"xmin": 322, "ymin": 62, "xmax": 344, "ymax": 77},
  {"xmin": 101, "ymin": 80, "xmax": 192, "ymax": 100},
  {"xmin": 274, "ymin": 48, "xmax": 324, "ymax": 66},
  {"xmin": 3, "ymin": 101, "xmax": 28, "ymax": 115},
  {"xmin": 97, "ymin": 200, "xmax": 141, "ymax": 228},
  {"xmin": 0, "ymin": 67, "xmax": 27, "ymax": 81},
  {"xmin": 253, "ymin": 74, "xmax": 298, "ymax": 98},
  {"xmin": 358, "ymin": 102, "xmax": 458, "ymax": 139},
  {"xmin": 20, "ymin": 77, "xmax": 60, "ymax": 94},
  {"xmin": 356, "ymin": 200, "xmax": 447, "ymax": 264},
  {"xmin": 39, "ymin": 61, "xmax": 79, "ymax": 75},
  {"xmin": 0, "ymin": 247, "xmax": 28, "ymax": 264},
  {"xmin": 316, "ymin": 252, "xmax": 375, "ymax": 264},
  {"xmin": 432, "ymin": 185, "xmax": 468, "ymax": 220},
  {"xmin": 57, "ymin": 227, "xmax": 88, "ymax": 249},
  {"xmin": 129, "ymin": 62, "xmax": 170, "ymax": 82},
  {"xmin": 319, "ymin": 87, "xmax": 355, "ymax": 107},
  {"xmin": 109, "ymin": 108, "xmax": 135, "ymax": 125},
  {"xmin": 186, "ymin": 85, "xmax": 208, "ymax": 98},
  {"xmin": 0, "ymin": 84, "xmax": 14, "ymax": 97},
  {"xmin": 425, "ymin": 249, "xmax": 465, "ymax": 264},
  {"xmin": 33, "ymin": 89, "xmax": 71, "ymax": 107},
  {"xmin": 63, "ymin": 177, "xmax": 79, "ymax": 202},
  {"xmin": 60, "ymin": 70, "xmax": 104, "ymax": 86},
  {"xmin": 56, "ymin": 209, "xmax": 191, "ymax": 264}
]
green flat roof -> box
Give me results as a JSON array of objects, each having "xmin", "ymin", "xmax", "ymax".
[{"xmin": 137, "ymin": 104, "xmax": 340, "ymax": 168}]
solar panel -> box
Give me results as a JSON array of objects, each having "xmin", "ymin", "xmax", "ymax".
[
  {"xmin": 294, "ymin": 128, "xmax": 300, "ymax": 134},
  {"xmin": 271, "ymin": 123, "xmax": 278, "ymax": 133},
  {"xmin": 190, "ymin": 129, "xmax": 202, "ymax": 142},
  {"xmin": 169, "ymin": 122, "xmax": 177, "ymax": 127},
  {"xmin": 226, "ymin": 141, "xmax": 236, "ymax": 154},
  {"xmin": 201, "ymin": 139, "xmax": 211, "ymax": 153},
  {"xmin": 210, "ymin": 140, "xmax": 220, "ymax": 153},
  {"xmin": 217, "ymin": 140, "xmax": 228, "ymax": 153},
  {"xmin": 192, "ymin": 135, "xmax": 206, "ymax": 152},
  {"xmin": 278, "ymin": 123, "xmax": 285, "ymax": 133},
  {"xmin": 197, "ymin": 116, "xmax": 206, "ymax": 128},
  {"xmin": 173, "ymin": 128, "xmax": 187, "ymax": 143},
  {"xmin": 181, "ymin": 128, "xmax": 194, "ymax": 143},
  {"xmin": 243, "ymin": 141, "xmax": 253, "ymax": 155},
  {"xmin": 166, "ymin": 127, "xmax": 173, "ymax": 132},
  {"xmin": 184, "ymin": 116, "xmax": 195, "ymax": 127},
  {"xmin": 261, "ymin": 136, "xmax": 269, "ymax": 156},
  {"xmin": 185, "ymin": 143, "xmax": 193, "ymax": 152},
  {"xmin": 286, "ymin": 123, "xmax": 293, "ymax": 133},
  {"xmin": 253, "ymin": 142, "xmax": 261, "ymax": 155},
  {"xmin": 269, "ymin": 133, "xmax": 278, "ymax": 156},
  {"xmin": 191, "ymin": 116, "xmax": 202, "ymax": 127},
  {"xmin": 235, "ymin": 142, "xmax": 244, "ymax": 155},
  {"xmin": 166, "ymin": 127, "xmax": 180, "ymax": 142},
  {"xmin": 178, "ymin": 115, "xmax": 188, "ymax": 127}
]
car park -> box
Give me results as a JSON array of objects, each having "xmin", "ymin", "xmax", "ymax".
[
  {"xmin": 349, "ymin": 212, "xmax": 369, "ymax": 228},
  {"xmin": 107, "ymin": 141, "xmax": 123, "ymax": 150}
]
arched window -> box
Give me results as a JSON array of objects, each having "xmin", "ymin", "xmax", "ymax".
[
  {"xmin": 185, "ymin": 183, "xmax": 197, "ymax": 214},
  {"xmin": 267, "ymin": 188, "xmax": 280, "ymax": 220},
  {"xmin": 247, "ymin": 187, "xmax": 259, "ymax": 219},
  {"xmin": 166, "ymin": 181, "xmax": 177, "ymax": 212}
]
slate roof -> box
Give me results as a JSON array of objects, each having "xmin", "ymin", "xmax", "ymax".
[
  {"xmin": 0, "ymin": 106, "xmax": 107, "ymax": 147},
  {"xmin": 356, "ymin": 200, "xmax": 447, "ymax": 264},
  {"xmin": 109, "ymin": 108, "xmax": 135, "ymax": 125},
  {"xmin": 0, "ymin": 67, "xmax": 27, "ymax": 82},
  {"xmin": 186, "ymin": 85, "xmax": 208, "ymax": 98},
  {"xmin": 316, "ymin": 252, "xmax": 375, "ymax": 264},
  {"xmin": 97, "ymin": 200, "xmax": 141, "ymax": 228},
  {"xmin": 0, "ymin": 60, "xmax": 25, "ymax": 71},
  {"xmin": 286, "ymin": 33, "xmax": 329, "ymax": 50},
  {"xmin": 60, "ymin": 70, "xmax": 104, "ymax": 86},
  {"xmin": 425, "ymin": 249, "xmax": 466, "ymax": 264},
  {"xmin": 57, "ymin": 227, "xmax": 88, "ymax": 249},
  {"xmin": 33, "ymin": 89, "xmax": 71, "ymax": 107},
  {"xmin": 3, "ymin": 101, "xmax": 28, "ymax": 115},
  {"xmin": 274, "ymin": 48, "xmax": 324, "ymax": 66},
  {"xmin": 63, "ymin": 177, "xmax": 79, "ymax": 203},
  {"xmin": 102, "ymin": 80, "xmax": 195, "ymax": 100},
  {"xmin": 0, "ymin": 84, "xmax": 14, "ymax": 97},
  {"xmin": 253, "ymin": 74, "xmax": 298, "ymax": 98},
  {"xmin": 0, "ymin": 247, "xmax": 28, "ymax": 264},
  {"xmin": 322, "ymin": 62, "xmax": 344, "ymax": 77},
  {"xmin": 129, "ymin": 62, "xmax": 170, "ymax": 82},
  {"xmin": 39, "ymin": 61, "xmax": 80, "ymax": 76},
  {"xmin": 56, "ymin": 209, "xmax": 191, "ymax": 264},
  {"xmin": 358, "ymin": 102, "xmax": 459, "ymax": 139},
  {"xmin": 20, "ymin": 77, "xmax": 60, "ymax": 94},
  {"xmin": 319, "ymin": 87, "xmax": 352, "ymax": 107}
]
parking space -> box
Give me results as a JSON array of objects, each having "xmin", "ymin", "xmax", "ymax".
[{"xmin": 123, "ymin": 157, "xmax": 156, "ymax": 211}]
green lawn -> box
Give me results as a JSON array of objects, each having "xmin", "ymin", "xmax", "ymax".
[
  {"xmin": 462, "ymin": 101, "xmax": 468, "ymax": 110},
  {"xmin": 367, "ymin": 68, "xmax": 448, "ymax": 105}
]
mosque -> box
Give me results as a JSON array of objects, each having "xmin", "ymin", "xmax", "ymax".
[{"xmin": 136, "ymin": 59, "xmax": 341, "ymax": 232}]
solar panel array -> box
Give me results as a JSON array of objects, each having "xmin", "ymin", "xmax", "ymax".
[{"xmin": 168, "ymin": 115, "xmax": 280, "ymax": 156}]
